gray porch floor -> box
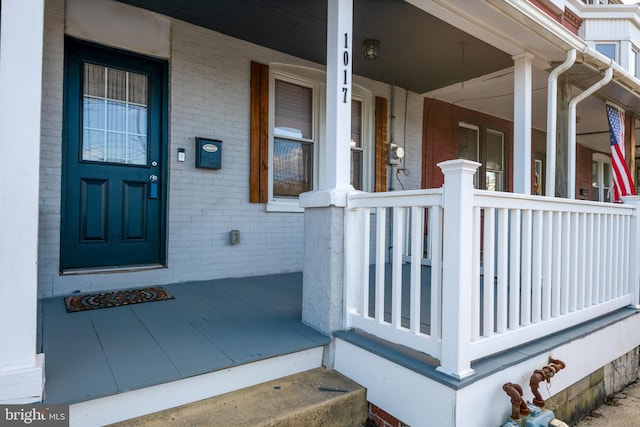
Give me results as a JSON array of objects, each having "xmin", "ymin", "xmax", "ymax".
[{"xmin": 39, "ymin": 272, "xmax": 330, "ymax": 404}]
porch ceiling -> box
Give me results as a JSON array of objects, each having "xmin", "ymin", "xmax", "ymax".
[
  {"xmin": 427, "ymin": 62, "xmax": 640, "ymax": 153},
  {"xmin": 114, "ymin": 0, "xmax": 514, "ymax": 94},
  {"xmin": 114, "ymin": 0, "xmax": 640, "ymax": 153}
]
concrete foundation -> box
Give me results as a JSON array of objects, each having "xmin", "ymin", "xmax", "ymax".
[{"xmin": 536, "ymin": 347, "xmax": 638, "ymax": 426}]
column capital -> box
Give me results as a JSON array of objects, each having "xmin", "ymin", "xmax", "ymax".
[
  {"xmin": 512, "ymin": 51, "xmax": 535, "ymax": 62},
  {"xmin": 437, "ymin": 159, "xmax": 481, "ymax": 176}
]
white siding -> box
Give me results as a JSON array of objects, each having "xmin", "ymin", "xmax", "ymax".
[{"xmin": 581, "ymin": 16, "xmax": 640, "ymax": 73}]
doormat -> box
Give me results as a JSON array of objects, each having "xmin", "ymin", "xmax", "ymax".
[{"xmin": 64, "ymin": 287, "xmax": 174, "ymax": 313}]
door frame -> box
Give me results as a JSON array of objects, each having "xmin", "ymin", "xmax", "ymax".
[{"xmin": 60, "ymin": 36, "xmax": 169, "ymax": 272}]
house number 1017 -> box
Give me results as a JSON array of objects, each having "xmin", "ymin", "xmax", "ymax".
[{"xmin": 342, "ymin": 33, "xmax": 349, "ymax": 103}]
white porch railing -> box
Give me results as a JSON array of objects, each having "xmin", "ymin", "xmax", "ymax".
[{"xmin": 344, "ymin": 159, "xmax": 640, "ymax": 379}]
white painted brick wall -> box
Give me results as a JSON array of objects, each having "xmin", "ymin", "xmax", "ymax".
[
  {"xmin": 391, "ymin": 87, "xmax": 423, "ymax": 191},
  {"xmin": 38, "ymin": 0, "xmax": 424, "ymax": 297},
  {"xmin": 38, "ymin": 0, "xmax": 65, "ymax": 298}
]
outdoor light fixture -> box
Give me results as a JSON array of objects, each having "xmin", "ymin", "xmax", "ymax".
[{"xmin": 363, "ymin": 39, "xmax": 380, "ymax": 60}]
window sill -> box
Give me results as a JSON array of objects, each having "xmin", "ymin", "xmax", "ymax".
[{"xmin": 266, "ymin": 200, "xmax": 304, "ymax": 213}]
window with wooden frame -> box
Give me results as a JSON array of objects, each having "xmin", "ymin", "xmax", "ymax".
[
  {"xmin": 250, "ymin": 61, "xmax": 384, "ymax": 209},
  {"xmin": 272, "ymin": 78, "xmax": 315, "ymax": 198},
  {"xmin": 458, "ymin": 122, "xmax": 506, "ymax": 191}
]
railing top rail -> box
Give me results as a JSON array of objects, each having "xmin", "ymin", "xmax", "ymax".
[
  {"xmin": 347, "ymin": 188, "xmax": 443, "ymax": 209},
  {"xmin": 345, "ymin": 187, "xmax": 634, "ymax": 215},
  {"xmin": 474, "ymin": 190, "xmax": 636, "ymax": 215}
]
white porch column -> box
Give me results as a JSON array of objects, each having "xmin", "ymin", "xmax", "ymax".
[
  {"xmin": 300, "ymin": 0, "xmax": 353, "ymax": 367},
  {"xmin": 0, "ymin": 0, "xmax": 46, "ymax": 403},
  {"xmin": 321, "ymin": 0, "xmax": 353, "ymax": 191},
  {"xmin": 513, "ymin": 52, "xmax": 534, "ymax": 194},
  {"xmin": 436, "ymin": 159, "xmax": 480, "ymax": 380}
]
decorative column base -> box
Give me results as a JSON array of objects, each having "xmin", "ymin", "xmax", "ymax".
[
  {"xmin": 299, "ymin": 190, "xmax": 351, "ymax": 334},
  {"xmin": 0, "ymin": 354, "xmax": 45, "ymax": 404}
]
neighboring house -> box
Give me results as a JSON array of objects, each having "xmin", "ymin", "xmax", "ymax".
[{"xmin": 2, "ymin": 0, "xmax": 640, "ymax": 425}]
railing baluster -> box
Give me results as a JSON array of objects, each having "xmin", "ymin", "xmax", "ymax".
[
  {"xmin": 613, "ymin": 214, "xmax": 621, "ymax": 298},
  {"xmin": 496, "ymin": 208, "xmax": 509, "ymax": 334},
  {"xmin": 471, "ymin": 206, "xmax": 481, "ymax": 341},
  {"xmin": 403, "ymin": 208, "xmax": 411, "ymax": 259},
  {"xmin": 375, "ymin": 207, "xmax": 386, "ymax": 323},
  {"xmin": 550, "ymin": 211, "xmax": 561, "ymax": 318},
  {"xmin": 520, "ymin": 210, "xmax": 532, "ymax": 327},
  {"xmin": 509, "ymin": 209, "xmax": 521, "ymax": 330},
  {"xmin": 483, "ymin": 207, "xmax": 495, "ymax": 337},
  {"xmin": 606, "ymin": 214, "xmax": 614, "ymax": 301},
  {"xmin": 531, "ymin": 210, "xmax": 543, "ymax": 324},
  {"xmin": 560, "ymin": 212, "xmax": 570, "ymax": 314},
  {"xmin": 614, "ymin": 214, "xmax": 621, "ymax": 298},
  {"xmin": 623, "ymin": 214, "xmax": 630, "ymax": 299},
  {"xmin": 430, "ymin": 206, "xmax": 443, "ymax": 339},
  {"xmin": 392, "ymin": 207, "xmax": 404, "ymax": 328},
  {"xmin": 569, "ymin": 212, "xmax": 578, "ymax": 312},
  {"xmin": 410, "ymin": 206, "xmax": 423, "ymax": 334},
  {"xmin": 577, "ymin": 213, "xmax": 586, "ymax": 310},
  {"xmin": 585, "ymin": 213, "xmax": 594, "ymax": 307},
  {"xmin": 362, "ymin": 208, "xmax": 371, "ymax": 319},
  {"xmin": 596, "ymin": 213, "xmax": 602, "ymax": 303}
]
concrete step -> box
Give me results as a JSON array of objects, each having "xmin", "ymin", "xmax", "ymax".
[{"xmin": 108, "ymin": 368, "xmax": 368, "ymax": 427}]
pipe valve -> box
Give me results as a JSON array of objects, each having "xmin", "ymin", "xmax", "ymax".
[{"xmin": 530, "ymin": 358, "xmax": 566, "ymax": 408}]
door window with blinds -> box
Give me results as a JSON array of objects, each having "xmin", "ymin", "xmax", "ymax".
[{"xmin": 82, "ymin": 63, "xmax": 148, "ymax": 165}]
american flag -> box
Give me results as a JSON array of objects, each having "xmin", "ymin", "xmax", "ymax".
[{"xmin": 605, "ymin": 104, "xmax": 636, "ymax": 202}]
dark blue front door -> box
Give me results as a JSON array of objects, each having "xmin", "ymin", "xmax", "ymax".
[{"xmin": 61, "ymin": 38, "xmax": 167, "ymax": 271}]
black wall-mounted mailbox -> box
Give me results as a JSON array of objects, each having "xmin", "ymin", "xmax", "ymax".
[{"xmin": 195, "ymin": 138, "xmax": 222, "ymax": 170}]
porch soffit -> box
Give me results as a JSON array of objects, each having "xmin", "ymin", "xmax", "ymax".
[{"xmin": 114, "ymin": 0, "xmax": 514, "ymax": 94}]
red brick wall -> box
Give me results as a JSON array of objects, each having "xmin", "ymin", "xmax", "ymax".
[
  {"xmin": 422, "ymin": 98, "xmax": 457, "ymax": 189},
  {"xmin": 422, "ymin": 99, "xmax": 601, "ymax": 199},
  {"xmin": 576, "ymin": 144, "xmax": 595, "ymax": 200},
  {"xmin": 368, "ymin": 403, "xmax": 409, "ymax": 427},
  {"xmin": 422, "ymin": 98, "xmax": 513, "ymax": 191}
]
